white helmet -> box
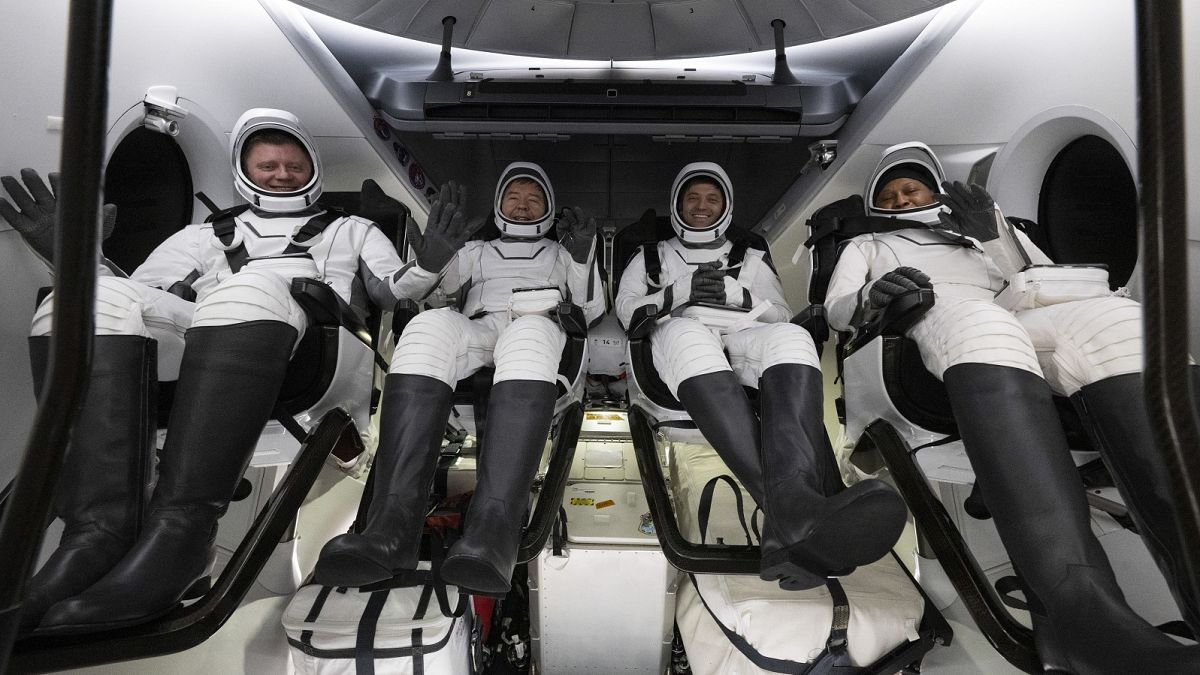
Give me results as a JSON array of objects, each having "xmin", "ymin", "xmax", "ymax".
[
  {"xmin": 494, "ymin": 162, "xmax": 555, "ymax": 238},
  {"xmin": 670, "ymin": 162, "xmax": 733, "ymax": 244},
  {"xmin": 865, "ymin": 142, "xmax": 947, "ymax": 224},
  {"xmin": 230, "ymin": 108, "xmax": 323, "ymax": 213}
]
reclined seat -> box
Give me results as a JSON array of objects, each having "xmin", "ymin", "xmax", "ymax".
[
  {"xmin": 802, "ymin": 194, "xmax": 1184, "ymax": 671},
  {"xmin": 612, "ymin": 209, "xmax": 949, "ymax": 674}
]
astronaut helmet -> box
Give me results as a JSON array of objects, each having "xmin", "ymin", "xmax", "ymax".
[
  {"xmin": 494, "ymin": 162, "xmax": 555, "ymax": 238},
  {"xmin": 670, "ymin": 162, "xmax": 733, "ymax": 244},
  {"xmin": 230, "ymin": 108, "xmax": 323, "ymax": 213},
  {"xmin": 866, "ymin": 142, "xmax": 947, "ymax": 225}
]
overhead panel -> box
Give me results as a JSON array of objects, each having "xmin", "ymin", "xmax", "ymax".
[
  {"xmin": 649, "ymin": 1, "xmax": 754, "ymax": 58},
  {"xmin": 287, "ymin": 0, "xmax": 955, "ymax": 59},
  {"xmin": 571, "ymin": 3, "xmax": 656, "ymax": 60},
  {"xmin": 468, "ymin": 0, "xmax": 575, "ymax": 56}
]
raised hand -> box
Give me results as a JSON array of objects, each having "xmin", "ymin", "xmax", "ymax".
[
  {"xmin": 1, "ymin": 169, "xmax": 117, "ymax": 263},
  {"xmin": 868, "ymin": 266, "xmax": 931, "ymax": 311},
  {"xmin": 406, "ymin": 181, "xmax": 477, "ymax": 272},
  {"xmin": 689, "ymin": 260, "xmax": 727, "ymax": 305},
  {"xmin": 937, "ymin": 180, "xmax": 998, "ymax": 242},
  {"xmin": 557, "ymin": 206, "xmax": 597, "ymax": 264}
]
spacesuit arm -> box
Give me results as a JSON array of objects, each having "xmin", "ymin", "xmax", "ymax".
[
  {"xmin": 721, "ymin": 250, "xmax": 791, "ymax": 322},
  {"xmin": 130, "ymin": 226, "xmax": 207, "ymax": 293},
  {"xmin": 358, "ymin": 223, "xmax": 440, "ymax": 307},
  {"xmin": 615, "ymin": 247, "xmax": 690, "ymax": 328},
  {"xmin": 824, "ymin": 239, "xmax": 876, "ymax": 332},
  {"xmin": 562, "ymin": 246, "xmax": 605, "ymax": 325}
]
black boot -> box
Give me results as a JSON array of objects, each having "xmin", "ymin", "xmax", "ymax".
[
  {"xmin": 313, "ymin": 374, "xmax": 455, "ymax": 587},
  {"xmin": 678, "ymin": 370, "xmax": 906, "ymax": 590},
  {"xmin": 1072, "ymin": 369, "xmax": 1200, "ymax": 634},
  {"xmin": 944, "ymin": 363, "xmax": 1200, "ymax": 674},
  {"xmin": 20, "ymin": 336, "xmax": 155, "ymax": 632},
  {"xmin": 39, "ymin": 320, "xmax": 297, "ymax": 632},
  {"xmin": 441, "ymin": 379, "xmax": 556, "ymax": 596},
  {"xmin": 758, "ymin": 365, "xmax": 907, "ymax": 586}
]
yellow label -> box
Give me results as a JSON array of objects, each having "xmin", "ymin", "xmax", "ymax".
[
  {"xmin": 569, "ymin": 497, "xmax": 595, "ymax": 506},
  {"xmin": 595, "ymin": 499, "xmax": 616, "ymax": 509}
]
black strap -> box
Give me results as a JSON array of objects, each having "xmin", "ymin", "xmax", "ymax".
[
  {"xmin": 697, "ymin": 475, "xmax": 754, "ymax": 546},
  {"xmin": 410, "ymin": 585, "xmax": 432, "ymax": 675},
  {"xmin": 687, "ymin": 573, "xmax": 858, "ymax": 674},
  {"xmin": 552, "ymin": 505, "xmax": 569, "ymax": 557},
  {"xmin": 299, "ymin": 585, "xmax": 337, "ymax": 648},
  {"xmin": 726, "ymin": 239, "xmax": 750, "ymax": 280},
  {"xmin": 642, "ymin": 242, "xmax": 662, "ymax": 287},
  {"xmin": 282, "ymin": 207, "xmax": 345, "ymax": 255},
  {"xmin": 908, "ymin": 432, "xmax": 961, "ymax": 457},
  {"xmin": 194, "ymin": 191, "xmax": 221, "ymax": 217},
  {"xmin": 994, "ymin": 574, "xmax": 1031, "ymax": 611},
  {"xmin": 211, "ymin": 208, "xmax": 252, "ymax": 274},
  {"xmin": 1157, "ymin": 620, "xmax": 1196, "ymax": 641},
  {"xmin": 355, "ymin": 589, "xmax": 390, "ymax": 675}
]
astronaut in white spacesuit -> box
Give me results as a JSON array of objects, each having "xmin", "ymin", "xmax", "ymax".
[
  {"xmin": 1, "ymin": 108, "xmax": 422, "ymax": 632},
  {"xmin": 615, "ymin": 162, "xmax": 907, "ymax": 590},
  {"xmin": 313, "ymin": 162, "xmax": 603, "ymax": 596},
  {"xmin": 825, "ymin": 142, "xmax": 1200, "ymax": 673}
]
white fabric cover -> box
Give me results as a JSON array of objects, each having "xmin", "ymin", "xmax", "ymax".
[
  {"xmin": 282, "ymin": 582, "xmax": 473, "ymax": 675},
  {"xmin": 670, "ymin": 443, "xmax": 924, "ymax": 673}
]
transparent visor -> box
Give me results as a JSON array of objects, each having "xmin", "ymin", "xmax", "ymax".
[{"xmin": 235, "ymin": 131, "xmax": 318, "ymax": 196}]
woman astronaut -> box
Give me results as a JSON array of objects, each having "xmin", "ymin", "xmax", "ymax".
[
  {"xmin": 1, "ymin": 108, "xmax": 422, "ymax": 632},
  {"xmin": 824, "ymin": 142, "xmax": 1200, "ymax": 673},
  {"xmin": 615, "ymin": 162, "xmax": 907, "ymax": 590},
  {"xmin": 314, "ymin": 162, "xmax": 605, "ymax": 597}
]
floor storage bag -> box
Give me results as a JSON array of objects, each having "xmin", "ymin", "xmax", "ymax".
[
  {"xmin": 283, "ymin": 574, "xmax": 476, "ymax": 675},
  {"xmin": 670, "ymin": 443, "xmax": 926, "ymax": 674}
]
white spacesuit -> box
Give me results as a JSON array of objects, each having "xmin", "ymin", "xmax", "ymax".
[
  {"xmin": 10, "ymin": 108, "xmax": 416, "ymax": 633},
  {"xmin": 824, "ymin": 142, "xmax": 1200, "ymax": 673},
  {"xmin": 616, "ymin": 162, "xmax": 906, "ymax": 591},
  {"xmin": 314, "ymin": 162, "xmax": 603, "ymax": 596}
]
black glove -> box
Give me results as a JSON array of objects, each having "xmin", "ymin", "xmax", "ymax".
[
  {"xmin": 867, "ymin": 266, "xmax": 931, "ymax": 311},
  {"xmin": 689, "ymin": 261, "xmax": 726, "ymax": 305},
  {"xmin": 406, "ymin": 181, "xmax": 477, "ymax": 272},
  {"xmin": 936, "ymin": 180, "xmax": 998, "ymax": 242},
  {"xmin": 557, "ymin": 206, "xmax": 597, "ymax": 264},
  {"xmin": 1, "ymin": 168, "xmax": 117, "ymax": 263}
]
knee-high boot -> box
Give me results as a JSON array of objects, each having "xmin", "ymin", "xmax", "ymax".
[
  {"xmin": 1071, "ymin": 367, "xmax": 1200, "ymax": 634},
  {"xmin": 441, "ymin": 379, "xmax": 556, "ymax": 596},
  {"xmin": 677, "ymin": 370, "xmax": 907, "ymax": 590},
  {"xmin": 20, "ymin": 336, "xmax": 155, "ymax": 632},
  {"xmin": 39, "ymin": 320, "xmax": 297, "ymax": 632},
  {"xmin": 944, "ymin": 363, "xmax": 1200, "ymax": 674},
  {"xmin": 313, "ymin": 374, "xmax": 455, "ymax": 587}
]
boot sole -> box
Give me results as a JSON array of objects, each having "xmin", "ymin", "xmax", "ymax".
[
  {"xmin": 774, "ymin": 488, "xmax": 907, "ymax": 576},
  {"xmin": 441, "ymin": 554, "xmax": 511, "ymax": 597},
  {"xmin": 311, "ymin": 551, "xmax": 396, "ymax": 588}
]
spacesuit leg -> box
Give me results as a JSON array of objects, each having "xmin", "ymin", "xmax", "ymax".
[
  {"xmin": 40, "ymin": 270, "xmax": 301, "ymax": 631},
  {"xmin": 1022, "ymin": 297, "xmax": 1200, "ymax": 633},
  {"xmin": 944, "ymin": 362, "xmax": 1200, "ymax": 673},
  {"xmin": 314, "ymin": 309, "xmax": 491, "ymax": 587},
  {"xmin": 20, "ymin": 278, "xmax": 188, "ymax": 632},
  {"xmin": 442, "ymin": 315, "xmax": 565, "ymax": 596}
]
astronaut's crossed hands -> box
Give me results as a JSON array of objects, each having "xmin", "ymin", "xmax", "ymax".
[{"xmin": 867, "ymin": 266, "xmax": 931, "ymax": 313}]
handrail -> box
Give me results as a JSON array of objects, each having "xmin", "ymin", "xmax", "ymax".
[
  {"xmin": 628, "ymin": 406, "xmax": 761, "ymax": 574},
  {"xmin": 1134, "ymin": 0, "xmax": 1200, "ymax": 595},
  {"xmin": 864, "ymin": 420, "xmax": 1041, "ymax": 674},
  {"xmin": 0, "ymin": 0, "xmax": 113, "ymax": 669},
  {"xmin": 517, "ymin": 403, "xmax": 584, "ymax": 563},
  {"xmin": 11, "ymin": 408, "xmax": 358, "ymax": 672}
]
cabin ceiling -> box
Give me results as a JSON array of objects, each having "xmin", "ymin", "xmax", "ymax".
[{"xmin": 287, "ymin": 0, "xmax": 954, "ymax": 60}]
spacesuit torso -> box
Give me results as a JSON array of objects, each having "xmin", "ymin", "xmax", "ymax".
[
  {"xmin": 615, "ymin": 237, "xmax": 790, "ymax": 327},
  {"xmin": 130, "ymin": 207, "xmax": 414, "ymax": 318},
  {"xmin": 444, "ymin": 237, "xmax": 603, "ymax": 321}
]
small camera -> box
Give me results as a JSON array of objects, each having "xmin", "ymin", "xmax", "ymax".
[
  {"xmin": 143, "ymin": 113, "xmax": 180, "ymax": 137},
  {"xmin": 141, "ymin": 85, "xmax": 188, "ymax": 137}
]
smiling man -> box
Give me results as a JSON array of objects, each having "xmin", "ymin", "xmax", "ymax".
[
  {"xmin": 614, "ymin": 162, "xmax": 906, "ymax": 591},
  {"xmin": 2, "ymin": 108, "xmax": 424, "ymax": 633}
]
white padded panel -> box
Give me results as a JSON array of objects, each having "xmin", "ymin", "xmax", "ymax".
[
  {"xmin": 570, "ymin": 3, "xmax": 656, "ymax": 60},
  {"xmin": 650, "ymin": 1, "xmax": 755, "ymax": 58}
]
